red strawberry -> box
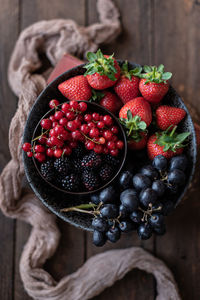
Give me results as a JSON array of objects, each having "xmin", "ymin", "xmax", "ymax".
[
  {"xmin": 147, "ymin": 127, "xmax": 190, "ymax": 160},
  {"xmin": 114, "ymin": 61, "xmax": 141, "ymax": 104},
  {"xmin": 139, "ymin": 65, "xmax": 172, "ymax": 104},
  {"xmin": 128, "ymin": 132, "xmax": 148, "ymax": 150},
  {"xmin": 119, "ymin": 97, "xmax": 152, "ymax": 126},
  {"xmin": 100, "ymin": 91, "xmax": 122, "ymax": 113},
  {"xmin": 84, "ymin": 49, "xmax": 120, "ymax": 90},
  {"xmin": 58, "ymin": 75, "xmax": 92, "ymax": 101},
  {"xmin": 156, "ymin": 105, "xmax": 186, "ymax": 130}
]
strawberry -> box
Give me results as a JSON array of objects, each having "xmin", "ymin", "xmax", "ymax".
[
  {"xmin": 128, "ymin": 132, "xmax": 148, "ymax": 150},
  {"xmin": 84, "ymin": 49, "xmax": 120, "ymax": 90},
  {"xmin": 114, "ymin": 61, "xmax": 141, "ymax": 104},
  {"xmin": 119, "ymin": 97, "xmax": 152, "ymax": 126},
  {"xmin": 99, "ymin": 91, "xmax": 122, "ymax": 113},
  {"xmin": 139, "ymin": 65, "xmax": 172, "ymax": 104},
  {"xmin": 147, "ymin": 126, "xmax": 190, "ymax": 160},
  {"xmin": 58, "ymin": 75, "xmax": 92, "ymax": 101},
  {"xmin": 156, "ymin": 105, "xmax": 186, "ymax": 130}
]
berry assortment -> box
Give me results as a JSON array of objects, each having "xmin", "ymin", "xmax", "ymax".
[
  {"xmin": 23, "ymin": 48, "xmax": 193, "ymax": 246},
  {"xmin": 22, "ymin": 100, "xmax": 124, "ymax": 192}
]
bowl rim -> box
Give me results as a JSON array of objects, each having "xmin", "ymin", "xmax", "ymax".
[{"xmin": 31, "ymin": 101, "xmax": 127, "ymax": 195}]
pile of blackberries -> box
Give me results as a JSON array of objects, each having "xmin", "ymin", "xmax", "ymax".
[{"xmin": 90, "ymin": 154, "xmax": 188, "ymax": 246}]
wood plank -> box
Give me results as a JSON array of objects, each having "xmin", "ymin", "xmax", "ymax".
[
  {"xmin": 0, "ymin": 0, "xmax": 19, "ymax": 299},
  {"xmin": 86, "ymin": 1, "xmax": 155, "ymax": 299},
  {"xmin": 14, "ymin": 1, "xmax": 87, "ymax": 299}
]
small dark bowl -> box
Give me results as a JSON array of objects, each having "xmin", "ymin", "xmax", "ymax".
[
  {"xmin": 23, "ymin": 61, "xmax": 197, "ymax": 231},
  {"xmin": 31, "ymin": 101, "xmax": 127, "ymax": 195}
]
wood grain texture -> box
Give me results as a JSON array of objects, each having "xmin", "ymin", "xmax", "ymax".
[{"xmin": 0, "ymin": 0, "xmax": 19, "ymax": 300}]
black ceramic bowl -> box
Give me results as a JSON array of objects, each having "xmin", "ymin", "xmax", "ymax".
[
  {"xmin": 23, "ymin": 61, "xmax": 197, "ymax": 231},
  {"xmin": 31, "ymin": 101, "xmax": 127, "ymax": 195}
]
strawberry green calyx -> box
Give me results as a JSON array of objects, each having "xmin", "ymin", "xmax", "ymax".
[
  {"xmin": 121, "ymin": 61, "xmax": 142, "ymax": 80},
  {"xmin": 139, "ymin": 64, "xmax": 172, "ymax": 84},
  {"xmin": 84, "ymin": 49, "xmax": 117, "ymax": 81},
  {"xmin": 154, "ymin": 126, "xmax": 190, "ymax": 152},
  {"xmin": 89, "ymin": 89, "xmax": 105, "ymax": 103},
  {"xmin": 120, "ymin": 110, "xmax": 147, "ymax": 141}
]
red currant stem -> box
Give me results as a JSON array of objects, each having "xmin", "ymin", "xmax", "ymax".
[
  {"xmin": 81, "ymin": 132, "xmax": 100, "ymax": 144},
  {"xmin": 61, "ymin": 207, "xmax": 95, "ymax": 215},
  {"xmin": 32, "ymin": 130, "xmax": 49, "ymax": 142}
]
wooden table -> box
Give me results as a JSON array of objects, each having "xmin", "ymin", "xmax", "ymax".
[{"xmin": 1, "ymin": 1, "xmax": 200, "ymax": 299}]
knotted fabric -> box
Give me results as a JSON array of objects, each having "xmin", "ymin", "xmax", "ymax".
[{"xmin": 0, "ymin": 0, "xmax": 181, "ymax": 299}]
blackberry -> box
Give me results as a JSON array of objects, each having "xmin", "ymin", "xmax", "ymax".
[
  {"xmin": 81, "ymin": 151, "xmax": 102, "ymax": 169},
  {"xmin": 54, "ymin": 157, "xmax": 72, "ymax": 175},
  {"xmin": 40, "ymin": 160, "xmax": 54, "ymax": 182},
  {"xmin": 99, "ymin": 164, "xmax": 114, "ymax": 182},
  {"xmin": 73, "ymin": 158, "xmax": 83, "ymax": 171},
  {"xmin": 62, "ymin": 173, "xmax": 80, "ymax": 192},
  {"xmin": 104, "ymin": 154, "xmax": 119, "ymax": 167},
  {"xmin": 72, "ymin": 143, "xmax": 86, "ymax": 158},
  {"xmin": 82, "ymin": 170, "xmax": 100, "ymax": 191}
]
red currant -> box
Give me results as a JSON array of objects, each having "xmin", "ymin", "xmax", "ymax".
[
  {"xmin": 38, "ymin": 135, "xmax": 47, "ymax": 144},
  {"xmin": 85, "ymin": 140, "xmax": 95, "ymax": 150},
  {"xmin": 52, "ymin": 121, "xmax": 59, "ymax": 128},
  {"xmin": 74, "ymin": 119, "xmax": 81, "ymax": 128},
  {"xmin": 49, "ymin": 115, "xmax": 56, "ymax": 122},
  {"xmin": 97, "ymin": 121, "xmax": 105, "ymax": 129},
  {"xmin": 34, "ymin": 152, "xmax": 46, "ymax": 162},
  {"xmin": 46, "ymin": 148, "xmax": 54, "ymax": 157},
  {"xmin": 75, "ymin": 114, "xmax": 84, "ymax": 122},
  {"xmin": 78, "ymin": 102, "xmax": 87, "ymax": 112},
  {"xmin": 84, "ymin": 114, "xmax": 92, "ymax": 122},
  {"xmin": 61, "ymin": 102, "xmax": 70, "ymax": 113},
  {"xmin": 49, "ymin": 99, "xmax": 59, "ymax": 109},
  {"xmin": 59, "ymin": 118, "xmax": 68, "ymax": 126},
  {"xmin": 54, "ymin": 111, "xmax": 64, "ymax": 120},
  {"xmin": 66, "ymin": 111, "xmax": 75, "ymax": 120},
  {"xmin": 80, "ymin": 124, "xmax": 89, "ymax": 135},
  {"xmin": 111, "ymin": 126, "xmax": 119, "ymax": 134},
  {"xmin": 89, "ymin": 128, "xmax": 99, "ymax": 138},
  {"xmin": 27, "ymin": 151, "xmax": 33, "ymax": 157},
  {"xmin": 46, "ymin": 138, "xmax": 53, "ymax": 147},
  {"xmin": 102, "ymin": 147, "xmax": 109, "ymax": 154},
  {"xmin": 53, "ymin": 149, "xmax": 63, "ymax": 158},
  {"xmin": 59, "ymin": 131, "xmax": 70, "ymax": 141},
  {"xmin": 40, "ymin": 118, "xmax": 52, "ymax": 130},
  {"xmin": 103, "ymin": 130, "xmax": 113, "ymax": 140},
  {"xmin": 110, "ymin": 149, "xmax": 119, "ymax": 156},
  {"xmin": 50, "ymin": 136, "xmax": 64, "ymax": 148},
  {"xmin": 54, "ymin": 125, "xmax": 65, "ymax": 135},
  {"xmin": 92, "ymin": 112, "xmax": 100, "ymax": 121},
  {"xmin": 103, "ymin": 115, "xmax": 113, "ymax": 126},
  {"xmin": 111, "ymin": 135, "xmax": 118, "ymax": 142},
  {"xmin": 22, "ymin": 142, "xmax": 31, "ymax": 152},
  {"xmin": 88, "ymin": 122, "xmax": 95, "ymax": 129},
  {"xmin": 34, "ymin": 145, "xmax": 46, "ymax": 153},
  {"xmin": 63, "ymin": 146, "xmax": 72, "ymax": 156},
  {"xmin": 99, "ymin": 137, "xmax": 106, "ymax": 144},
  {"xmin": 49, "ymin": 128, "xmax": 56, "ymax": 137},
  {"xmin": 94, "ymin": 144, "xmax": 103, "ymax": 154},
  {"xmin": 69, "ymin": 100, "xmax": 79, "ymax": 110},
  {"xmin": 72, "ymin": 130, "xmax": 82, "ymax": 141},
  {"xmin": 67, "ymin": 121, "xmax": 77, "ymax": 131},
  {"xmin": 107, "ymin": 141, "xmax": 116, "ymax": 150},
  {"xmin": 116, "ymin": 140, "xmax": 124, "ymax": 149}
]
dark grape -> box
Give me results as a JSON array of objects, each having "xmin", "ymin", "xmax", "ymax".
[
  {"xmin": 133, "ymin": 174, "xmax": 151, "ymax": 191},
  {"xmin": 93, "ymin": 230, "xmax": 107, "ymax": 247},
  {"xmin": 100, "ymin": 204, "xmax": 119, "ymax": 219},
  {"xmin": 137, "ymin": 223, "xmax": 152, "ymax": 240},
  {"xmin": 152, "ymin": 180, "xmax": 166, "ymax": 197},
  {"xmin": 119, "ymin": 170, "xmax": 133, "ymax": 190},
  {"xmin": 152, "ymin": 155, "xmax": 167, "ymax": 171},
  {"xmin": 130, "ymin": 210, "xmax": 143, "ymax": 224},
  {"xmin": 91, "ymin": 193, "xmax": 100, "ymax": 205},
  {"xmin": 119, "ymin": 204, "xmax": 129, "ymax": 218},
  {"xmin": 139, "ymin": 188, "xmax": 157, "ymax": 207},
  {"xmin": 92, "ymin": 217, "xmax": 108, "ymax": 232},
  {"xmin": 168, "ymin": 169, "xmax": 185, "ymax": 186},
  {"xmin": 119, "ymin": 220, "xmax": 135, "ymax": 233},
  {"xmin": 169, "ymin": 155, "xmax": 188, "ymax": 172},
  {"xmin": 120, "ymin": 189, "xmax": 138, "ymax": 212},
  {"xmin": 99, "ymin": 186, "xmax": 117, "ymax": 204},
  {"xmin": 149, "ymin": 213, "xmax": 164, "ymax": 228},
  {"xmin": 106, "ymin": 226, "xmax": 121, "ymax": 243},
  {"xmin": 140, "ymin": 165, "xmax": 159, "ymax": 180}
]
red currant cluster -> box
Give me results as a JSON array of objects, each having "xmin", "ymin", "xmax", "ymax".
[{"xmin": 22, "ymin": 99, "xmax": 124, "ymax": 163}]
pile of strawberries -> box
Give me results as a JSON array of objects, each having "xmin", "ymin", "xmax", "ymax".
[{"xmin": 58, "ymin": 49, "xmax": 190, "ymax": 160}]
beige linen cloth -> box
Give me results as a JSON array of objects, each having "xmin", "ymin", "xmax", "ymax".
[{"xmin": 0, "ymin": 0, "xmax": 181, "ymax": 299}]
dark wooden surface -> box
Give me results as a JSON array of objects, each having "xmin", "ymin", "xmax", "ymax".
[{"xmin": 0, "ymin": 0, "xmax": 200, "ymax": 299}]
